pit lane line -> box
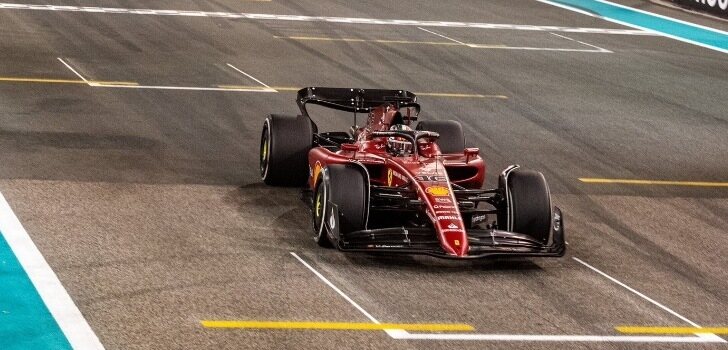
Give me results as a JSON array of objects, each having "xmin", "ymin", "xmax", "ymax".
[
  {"xmin": 289, "ymin": 252, "xmax": 724, "ymax": 343},
  {"xmin": 0, "ymin": 3, "xmax": 655, "ymax": 35}
]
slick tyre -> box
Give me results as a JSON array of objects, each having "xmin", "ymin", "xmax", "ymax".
[
  {"xmin": 415, "ymin": 120, "xmax": 465, "ymax": 154},
  {"xmin": 499, "ymin": 168, "xmax": 552, "ymax": 243},
  {"xmin": 260, "ymin": 114, "xmax": 313, "ymax": 186},
  {"xmin": 312, "ymin": 164, "xmax": 369, "ymax": 247}
]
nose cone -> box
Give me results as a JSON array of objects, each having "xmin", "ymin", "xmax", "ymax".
[
  {"xmin": 426, "ymin": 189, "xmax": 468, "ymax": 257},
  {"xmin": 442, "ymin": 224, "xmax": 468, "ymax": 257}
]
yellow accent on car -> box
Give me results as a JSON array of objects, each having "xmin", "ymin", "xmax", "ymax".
[{"xmin": 426, "ymin": 186, "xmax": 450, "ymax": 196}]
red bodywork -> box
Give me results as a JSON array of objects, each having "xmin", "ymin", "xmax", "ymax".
[{"xmin": 308, "ymin": 105, "xmax": 485, "ymax": 257}]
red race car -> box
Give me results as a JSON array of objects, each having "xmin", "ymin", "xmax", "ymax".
[{"xmin": 260, "ymin": 87, "xmax": 565, "ymax": 259}]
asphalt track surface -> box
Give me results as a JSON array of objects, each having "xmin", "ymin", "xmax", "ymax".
[{"xmin": 0, "ymin": 0, "xmax": 727, "ymax": 349}]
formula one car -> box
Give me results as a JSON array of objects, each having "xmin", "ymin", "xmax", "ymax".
[{"xmin": 259, "ymin": 87, "xmax": 565, "ymax": 259}]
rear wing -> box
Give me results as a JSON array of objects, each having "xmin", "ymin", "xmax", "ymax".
[{"xmin": 296, "ymin": 87, "xmax": 420, "ymax": 119}]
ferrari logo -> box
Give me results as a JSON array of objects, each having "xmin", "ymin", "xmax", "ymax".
[
  {"xmin": 387, "ymin": 168, "xmax": 393, "ymax": 186},
  {"xmin": 454, "ymin": 240, "xmax": 460, "ymax": 246},
  {"xmin": 426, "ymin": 186, "xmax": 449, "ymax": 196}
]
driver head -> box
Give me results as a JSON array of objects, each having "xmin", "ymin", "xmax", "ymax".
[{"xmin": 387, "ymin": 124, "xmax": 414, "ymax": 156}]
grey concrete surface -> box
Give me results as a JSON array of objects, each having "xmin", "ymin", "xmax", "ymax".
[{"xmin": 0, "ymin": 0, "xmax": 726, "ymax": 349}]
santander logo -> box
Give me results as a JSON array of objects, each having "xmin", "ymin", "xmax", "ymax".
[{"xmin": 696, "ymin": 0, "xmax": 728, "ymax": 10}]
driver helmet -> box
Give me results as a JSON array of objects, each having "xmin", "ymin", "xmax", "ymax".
[{"xmin": 387, "ymin": 124, "xmax": 413, "ymax": 156}]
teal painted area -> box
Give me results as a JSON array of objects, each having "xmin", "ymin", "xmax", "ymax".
[
  {"xmin": 549, "ymin": 0, "xmax": 728, "ymax": 51},
  {"xmin": 0, "ymin": 231, "xmax": 71, "ymax": 350}
]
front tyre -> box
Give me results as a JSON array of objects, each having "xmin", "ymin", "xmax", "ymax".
[
  {"xmin": 260, "ymin": 114, "xmax": 313, "ymax": 186},
  {"xmin": 498, "ymin": 167, "xmax": 552, "ymax": 243},
  {"xmin": 312, "ymin": 164, "xmax": 369, "ymax": 247}
]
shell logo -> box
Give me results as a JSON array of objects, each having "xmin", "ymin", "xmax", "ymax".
[
  {"xmin": 426, "ymin": 186, "xmax": 449, "ymax": 196},
  {"xmin": 387, "ymin": 168, "xmax": 393, "ymax": 187}
]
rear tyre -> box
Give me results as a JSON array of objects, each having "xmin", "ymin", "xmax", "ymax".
[
  {"xmin": 260, "ymin": 114, "xmax": 313, "ymax": 186},
  {"xmin": 499, "ymin": 168, "xmax": 552, "ymax": 243},
  {"xmin": 312, "ymin": 164, "xmax": 368, "ymax": 247},
  {"xmin": 415, "ymin": 120, "xmax": 465, "ymax": 154}
]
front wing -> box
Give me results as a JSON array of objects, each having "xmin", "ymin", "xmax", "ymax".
[{"xmin": 327, "ymin": 204, "xmax": 566, "ymax": 259}]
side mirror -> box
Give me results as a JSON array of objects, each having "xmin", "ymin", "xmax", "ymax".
[{"xmin": 464, "ymin": 148, "xmax": 479, "ymax": 162}]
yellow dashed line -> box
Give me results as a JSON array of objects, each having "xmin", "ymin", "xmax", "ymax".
[
  {"xmin": 218, "ymin": 86, "xmax": 504, "ymax": 98},
  {"xmin": 616, "ymin": 326, "xmax": 728, "ymax": 335},
  {"xmin": 216, "ymin": 85, "xmax": 274, "ymax": 91},
  {"xmin": 201, "ymin": 320, "xmax": 474, "ymax": 331},
  {"xmin": 579, "ymin": 178, "xmax": 728, "ymax": 187},
  {"xmin": 415, "ymin": 92, "xmax": 508, "ymax": 99},
  {"xmin": 0, "ymin": 77, "xmax": 504, "ymax": 99}
]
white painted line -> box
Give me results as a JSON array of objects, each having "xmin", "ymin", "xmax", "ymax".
[
  {"xmin": 225, "ymin": 63, "xmax": 277, "ymax": 92},
  {"xmin": 535, "ymin": 0, "xmax": 728, "ymax": 54},
  {"xmin": 0, "ymin": 192, "xmax": 105, "ymax": 350},
  {"xmin": 0, "ymin": 3, "xmax": 655, "ymax": 35},
  {"xmin": 57, "ymin": 57, "xmax": 90, "ymax": 85},
  {"xmin": 289, "ymin": 252, "xmax": 401, "ymax": 337},
  {"xmin": 572, "ymin": 257, "xmax": 701, "ymax": 327},
  {"xmin": 573, "ymin": 257, "xmax": 725, "ymax": 342},
  {"xmin": 90, "ymin": 84, "xmax": 277, "ymax": 92},
  {"xmin": 549, "ymin": 32, "xmax": 613, "ymax": 53},
  {"xmin": 417, "ymin": 27, "xmax": 467, "ymax": 45},
  {"xmin": 390, "ymin": 332, "xmax": 725, "ymax": 342},
  {"xmin": 466, "ymin": 45, "xmax": 608, "ymax": 53},
  {"xmin": 386, "ymin": 257, "xmax": 725, "ymax": 343}
]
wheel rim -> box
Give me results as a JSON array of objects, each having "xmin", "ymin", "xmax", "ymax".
[
  {"xmin": 313, "ymin": 181, "xmax": 327, "ymax": 242},
  {"xmin": 260, "ymin": 122, "xmax": 270, "ymax": 179}
]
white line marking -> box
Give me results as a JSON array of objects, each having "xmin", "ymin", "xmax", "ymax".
[
  {"xmin": 572, "ymin": 257, "xmax": 708, "ymax": 328},
  {"xmin": 535, "ymin": 0, "xmax": 728, "ymax": 54},
  {"xmin": 57, "ymin": 57, "xmax": 90, "ymax": 85},
  {"xmin": 289, "ymin": 252, "xmax": 401, "ymax": 337},
  {"xmin": 573, "ymin": 257, "xmax": 725, "ymax": 342},
  {"xmin": 466, "ymin": 45, "xmax": 608, "ymax": 53},
  {"xmin": 91, "ymin": 84, "xmax": 277, "ymax": 92},
  {"xmin": 226, "ymin": 63, "xmax": 277, "ymax": 92},
  {"xmin": 0, "ymin": 3, "xmax": 655, "ymax": 35},
  {"xmin": 549, "ymin": 32, "xmax": 613, "ymax": 53},
  {"xmin": 0, "ymin": 192, "xmax": 105, "ymax": 350},
  {"xmin": 417, "ymin": 27, "xmax": 467, "ymax": 45},
  {"xmin": 390, "ymin": 332, "xmax": 725, "ymax": 342}
]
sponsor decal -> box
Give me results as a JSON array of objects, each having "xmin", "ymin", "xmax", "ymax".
[
  {"xmin": 472, "ymin": 214, "xmax": 487, "ymax": 223},
  {"xmin": 435, "ymin": 197, "xmax": 452, "ymax": 204},
  {"xmin": 329, "ymin": 213, "xmax": 336, "ymax": 230},
  {"xmin": 454, "ymin": 239, "xmax": 460, "ymax": 247},
  {"xmin": 433, "ymin": 205, "xmax": 455, "ymax": 209},
  {"xmin": 437, "ymin": 215, "xmax": 459, "ymax": 220},
  {"xmin": 683, "ymin": 0, "xmax": 728, "ymax": 11},
  {"xmin": 312, "ymin": 161, "xmax": 322, "ymax": 184},
  {"xmin": 442, "ymin": 229, "xmax": 464, "ymax": 233},
  {"xmin": 426, "ymin": 186, "xmax": 450, "ymax": 196},
  {"xmin": 415, "ymin": 175, "xmax": 447, "ymax": 182},
  {"xmin": 448, "ymin": 223, "xmax": 459, "ymax": 229},
  {"xmin": 387, "ymin": 168, "xmax": 407, "ymax": 186}
]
